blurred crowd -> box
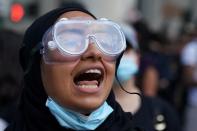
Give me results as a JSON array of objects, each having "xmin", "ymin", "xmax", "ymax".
[
  {"xmin": 125, "ymin": 7, "xmax": 197, "ymax": 131},
  {"xmin": 0, "ymin": 1, "xmax": 197, "ymax": 131}
]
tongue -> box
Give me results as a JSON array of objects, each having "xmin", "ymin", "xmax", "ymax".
[{"xmin": 77, "ymin": 80, "xmax": 98, "ymax": 86}]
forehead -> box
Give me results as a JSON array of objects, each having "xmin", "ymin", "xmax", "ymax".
[{"xmin": 58, "ymin": 11, "xmax": 95, "ymax": 20}]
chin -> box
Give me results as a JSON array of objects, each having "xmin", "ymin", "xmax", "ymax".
[{"xmin": 73, "ymin": 99, "xmax": 105, "ymax": 114}]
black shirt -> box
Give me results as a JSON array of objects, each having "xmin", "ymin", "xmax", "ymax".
[{"xmin": 132, "ymin": 96, "xmax": 181, "ymax": 131}]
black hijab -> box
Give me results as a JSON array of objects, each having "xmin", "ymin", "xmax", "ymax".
[{"xmin": 5, "ymin": 6, "xmax": 140, "ymax": 131}]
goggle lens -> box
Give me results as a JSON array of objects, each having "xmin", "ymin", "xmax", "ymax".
[{"xmin": 41, "ymin": 18, "xmax": 126, "ymax": 64}]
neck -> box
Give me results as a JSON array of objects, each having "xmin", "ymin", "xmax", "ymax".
[
  {"xmin": 113, "ymin": 78, "xmax": 140, "ymax": 95},
  {"xmin": 113, "ymin": 78, "xmax": 141, "ymax": 114}
]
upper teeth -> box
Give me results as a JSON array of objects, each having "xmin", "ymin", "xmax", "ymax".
[{"xmin": 85, "ymin": 69, "xmax": 101, "ymax": 74}]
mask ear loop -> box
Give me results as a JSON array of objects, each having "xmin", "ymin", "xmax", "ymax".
[
  {"xmin": 115, "ymin": 52, "xmax": 142, "ymax": 99},
  {"xmin": 115, "ymin": 75, "xmax": 142, "ymax": 98}
]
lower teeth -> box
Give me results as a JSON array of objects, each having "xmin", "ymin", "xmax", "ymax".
[{"xmin": 78, "ymin": 85, "xmax": 97, "ymax": 88}]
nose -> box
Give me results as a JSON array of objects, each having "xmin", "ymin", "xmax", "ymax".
[{"xmin": 81, "ymin": 38, "xmax": 102, "ymax": 61}]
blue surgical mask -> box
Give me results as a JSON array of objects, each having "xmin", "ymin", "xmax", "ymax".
[
  {"xmin": 46, "ymin": 97, "xmax": 113, "ymax": 130},
  {"xmin": 117, "ymin": 55, "xmax": 138, "ymax": 82}
]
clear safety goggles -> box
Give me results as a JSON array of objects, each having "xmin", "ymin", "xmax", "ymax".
[{"xmin": 41, "ymin": 18, "xmax": 126, "ymax": 63}]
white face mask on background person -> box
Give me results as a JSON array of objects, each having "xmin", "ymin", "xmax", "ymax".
[
  {"xmin": 46, "ymin": 97, "xmax": 113, "ymax": 130},
  {"xmin": 117, "ymin": 51, "xmax": 139, "ymax": 82}
]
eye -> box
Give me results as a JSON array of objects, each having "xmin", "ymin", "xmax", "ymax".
[{"xmin": 56, "ymin": 32, "xmax": 85, "ymax": 52}]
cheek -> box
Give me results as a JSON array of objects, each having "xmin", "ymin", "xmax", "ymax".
[
  {"xmin": 104, "ymin": 61, "xmax": 116, "ymax": 90},
  {"xmin": 107, "ymin": 61, "xmax": 116, "ymax": 78},
  {"xmin": 41, "ymin": 63, "xmax": 74, "ymax": 98},
  {"xmin": 108, "ymin": 67, "xmax": 115, "ymax": 84}
]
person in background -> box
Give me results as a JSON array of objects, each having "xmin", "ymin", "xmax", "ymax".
[
  {"xmin": 5, "ymin": 5, "xmax": 142, "ymax": 131},
  {"xmin": 113, "ymin": 24, "xmax": 141, "ymax": 115},
  {"xmin": 181, "ymin": 23, "xmax": 197, "ymax": 131},
  {"xmin": 0, "ymin": 29, "xmax": 23, "ymax": 131},
  {"xmin": 128, "ymin": 16, "xmax": 173, "ymax": 99},
  {"xmin": 113, "ymin": 23, "xmax": 181, "ymax": 131}
]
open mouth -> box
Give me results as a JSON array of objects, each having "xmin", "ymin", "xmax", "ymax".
[{"xmin": 74, "ymin": 68, "xmax": 104, "ymax": 89}]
